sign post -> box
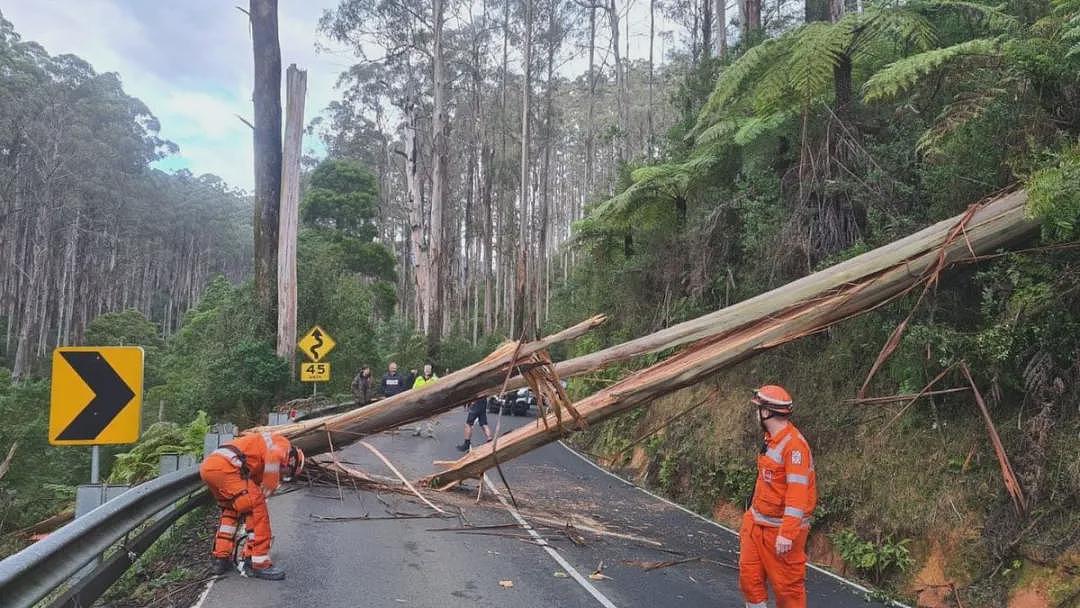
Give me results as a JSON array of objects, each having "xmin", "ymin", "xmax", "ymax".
[{"xmin": 297, "ymin": 326, "xmax": 334, "ymax": 395}]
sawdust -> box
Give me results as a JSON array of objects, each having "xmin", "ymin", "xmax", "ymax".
[
  {"xmin": 909, "ymin": 540, "xmax": 953, "ymax": 608},
  {"xmin": 711, "ymin": 500, "xmax": 742, "ymax": 528},
  {"xmin": 1008, "ymin": 588, "xmax": 1051, "ymax": 608}
]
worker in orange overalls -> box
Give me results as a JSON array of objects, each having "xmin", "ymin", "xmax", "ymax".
[
  {"xmin": 739, "ymin": 385, "xmax": 817, "ymax": 608},
  {"xmin": 199, "ymin": 431, "xmax": 304, "ymax": 580}
]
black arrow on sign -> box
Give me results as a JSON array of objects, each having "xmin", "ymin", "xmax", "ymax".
[
  {"xmin": 310, "ymin": 329, "xmax": 324, "ymax": 360},
  {"xmin": 56, "ymin": 351, "xmax": 136, "ymax": 441}
]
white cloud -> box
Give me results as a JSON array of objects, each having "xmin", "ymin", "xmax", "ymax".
[{"xmin": 3, "ymin": 0, "xmax": 348, "ymax": 191}]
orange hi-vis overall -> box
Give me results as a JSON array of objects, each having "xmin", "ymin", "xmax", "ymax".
[
  {"xmin": 739, "ymin": 422, "xmax": 817, "ymax": 608},
  {"xmin": 199, "ymin": 432, "xmax": 291, "ymax": 570}
]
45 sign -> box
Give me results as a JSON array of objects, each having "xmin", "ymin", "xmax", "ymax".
[{"xmin": 300, "ymin": 362, "xmax": 330, "ymax": 383}]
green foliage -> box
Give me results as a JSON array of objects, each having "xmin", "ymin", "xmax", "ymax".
[
  {"xmin": 831, "ymin": 530, "xmax": 915, "ymax": 584},
  {"xmin": 149, "ymin": 277, "xmax": 288, "ymax": 425},
  {"xmin": 108, "ymin": 412, "xmax": 209, "ymax": 484},
  {"xmin": 1025, "ymin": 146, "xmax": 1080, "ymax": 240},
  {"xmin": 85, "ymin": 309, "xmax": 165, "ymax": 385},
  {"xmin": 862, "ymin": 38, "xmax": 1001, "ymax": 103}
]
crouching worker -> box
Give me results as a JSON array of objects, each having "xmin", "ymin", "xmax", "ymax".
[{"xmin": 199, "ymin": 431, "xmax": 304, "ymax": 580}]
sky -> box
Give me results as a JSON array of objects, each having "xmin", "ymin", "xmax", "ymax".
[
  {"xmin": 3, "ymin": 0, "xmax": 681, "ymax": 192},
  {"xmin": 3, "ymin": 0, "xmax": 354, "ymax": 191}
]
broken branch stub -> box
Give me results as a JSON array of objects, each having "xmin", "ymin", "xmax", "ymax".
[{"xmin": 426, "ymin": 190, "xmax": 1038, "ymax": 485}]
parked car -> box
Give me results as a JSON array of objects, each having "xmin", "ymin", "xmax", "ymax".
[{"xmin": 511, "ymin": 388, "xmax": 535, "ymax": 416}]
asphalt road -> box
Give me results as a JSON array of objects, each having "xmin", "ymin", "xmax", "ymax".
[{"xmin": 194, "ymin": 409, "xmax": 894, "ymax": 608}]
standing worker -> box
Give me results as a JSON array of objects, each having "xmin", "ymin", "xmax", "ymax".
[
  {"xmin": 199, "ymin": 431, "xmax": 304, "ymax": 580},
  {"xmin": 739, "ymin": 385, "xmax": 816, "ymax": 608},
  {"xmin": 380, "ymin": 362, "xmax": 409, "ymax": 398},
  {"xmin": 411, "ymin": 364, "xmax": 439, "ymax": 437}
]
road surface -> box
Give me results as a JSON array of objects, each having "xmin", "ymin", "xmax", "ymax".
[{"xmin": 194, "ymin": 410, "xmax": 894, "ymax": 608}]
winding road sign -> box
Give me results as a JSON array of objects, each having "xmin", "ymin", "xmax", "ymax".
[
  {"xmin": 298, "ymin": 325, "xmax": 335, "ymax": 362},
  {"xmin": 49, "ymin": 347, "xmax": 144, "ymax": 445}
]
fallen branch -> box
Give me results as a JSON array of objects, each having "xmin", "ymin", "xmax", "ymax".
[
  {"xmin": 622, "ymin": 556, "xmax": 703, "ymax": 571},
  {"xmin": 844, "ymin": 387, "xmax": 969, "ymax": 405},
  {"xmin": 358, "ymin": 440, "xmax": 448, "ymax": 515},
  {"xmin": 959, "ymin": 363, "xmax": 1026, "ymax": 516},
  {"xmin": 0, "ymin": 442, "xmax": 17, "ymax": 481}
]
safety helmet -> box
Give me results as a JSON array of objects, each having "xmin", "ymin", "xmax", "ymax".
[
  {"xmin": 751, "ymin": 385, "xmax": 794, "ymax": 415},
  {"xmin": 283, "ymin": 446, "xmax": 305, "ymax": 482}
]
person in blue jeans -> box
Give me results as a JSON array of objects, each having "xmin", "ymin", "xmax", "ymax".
[{"xmin": 456, "ymin": 397, "xmax": 494, "ymax": 451}]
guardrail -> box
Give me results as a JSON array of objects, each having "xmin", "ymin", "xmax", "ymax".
[{"xmin": 0, "ymin": 467, "xmax": 205, "ymax": 608}]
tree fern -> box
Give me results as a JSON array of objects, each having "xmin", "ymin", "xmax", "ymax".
[{"xmin": 862, "ymin": 38, "xmax": 1000, "ymax": 103}]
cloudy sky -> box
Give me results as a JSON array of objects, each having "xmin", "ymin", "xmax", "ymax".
[
  {"xmin": 4, "ymin": 1, "xmax": 680, "ymax": 191},
  {"xmin": 3, "ymin": 0, "xmax": 354, "ymax": 190}
]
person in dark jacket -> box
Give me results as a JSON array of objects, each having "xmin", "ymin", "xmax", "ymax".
[
  {"xmin": 351, "ymin": 366, "xmax": 373, "ymax": 405},
  {"xmin": 381, "ymin": 362, "xmax": 409, "ymax": 398}
]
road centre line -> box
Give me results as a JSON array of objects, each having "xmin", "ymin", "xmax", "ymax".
[
  {"xmin": 556, "ymin": 441, "xmax": 912, "ymax": 608},
  {"xmin": 482, "ymin": 472, "xmax": 619, "ymax": 608}
]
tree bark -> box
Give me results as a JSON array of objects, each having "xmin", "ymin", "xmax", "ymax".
[
  {"xmin": 250, "ymin": 0, "xmax": 283, "ymax": 333},
  {"xmin": 515, "ymin": 0, "xmax": 535, "ymax": 341},
  {"xmin": 428, "ymin": 0, "xmax": 448, "ymax": 357},
  {"xmin": 277, "ymin": 65, "xmax": 307, "ymax": 368},
  {"xmin": 714, "ymin": 0, "xmax": 727, "ymax": 58}
]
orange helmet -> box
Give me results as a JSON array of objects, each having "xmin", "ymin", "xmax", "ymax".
[{"xmin": 751, "ymin": 385, "xmax": 794, "ymax": 415}]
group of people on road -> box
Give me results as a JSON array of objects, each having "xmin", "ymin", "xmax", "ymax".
[
  {"xmin": 349, "ymin": 361, "xmax": 439, "ymax": 405},
  {"xmin": 201, "ymin": 375, "xmax": 817, "ymax": 607}
]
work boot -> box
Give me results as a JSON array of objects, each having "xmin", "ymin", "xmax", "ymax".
[
  {"xmin": 456, "ymin": 439, "xmax": 470, "ymax": 452},
  {"xmin": 242, "ymin": 558, "xmax": 286, "ymax": 580},
  {"xmin": 209, "ymin": 557, "xmax": 231, "ymax": 576}
]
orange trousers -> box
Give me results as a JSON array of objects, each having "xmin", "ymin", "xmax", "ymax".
[
  {"xmin": 199, "ymin": 454, "xmax": 273, "ymax": 569},
  {"xmin": 738, "ymin": 510, "xmax": 809, "ymax": 608}
]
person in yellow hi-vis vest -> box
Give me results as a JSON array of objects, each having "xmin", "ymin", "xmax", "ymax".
[{"xmin": 411, "ymin": 363, "xmax": 439, "ymax": 437}]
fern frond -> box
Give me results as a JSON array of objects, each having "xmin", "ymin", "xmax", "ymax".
[
  {"xmin": 1025, "ymin": 146, "xmax": 1080, "ymax": 241},
  {"xmin": 695, "ymin": 119, "xmax": 740, "ymax": 148},
  {"xmin": 693, "ymin": 38, "xmax": 788, "ymax": 135},
  {"xmin": 907, "ymin": 1, "xmax": 1019, "ymax": 33},
  {"xmin": 862, "ymin": 38, "xmax": 1000, "ymax": 103},
  {"xmin": 733, "ymin": 111, "xmax": 794, "ymax": 146},
  {"xmin": 788, "ymin": 22, "xmax": 854, "ymax": 104},
  {"xmin": 850, "ymin": 8, "xmax": 938, "ymax": 58},
  {"xmin": 916, "ymin": 85, "xmax": 1009, "ymax": 157},
  {"xmin": 1057, "ymin": 0, "xmax": 1080, "ymax": 58}
]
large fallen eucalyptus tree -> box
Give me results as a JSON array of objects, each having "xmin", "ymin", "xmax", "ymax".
[
  {"xmin": 252, "ymin": 315, "xmax": 606, "ymax": 455},
  {"xmin": 426, "ymin": 190, "xmax": 1038, "ymax": 485}
]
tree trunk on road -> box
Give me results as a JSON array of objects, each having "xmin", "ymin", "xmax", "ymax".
[{"xmin": 429, "ymin": 190, "xmax": 1038, "ymax": 483}]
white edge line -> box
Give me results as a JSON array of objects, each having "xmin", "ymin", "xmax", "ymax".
[
  {"xmin": 556, "ymin": 440, "xmax": 912, "ymax": 608},
  {"xmin": 482, "ymin": 472, "xmax": 619, "ymax": 608},
  {"xmin": 189, "ymin": 577, "xmax": 216, "ymax": 608}
]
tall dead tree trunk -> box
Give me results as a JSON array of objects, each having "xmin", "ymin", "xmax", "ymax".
[
  {"xmin": 607, "ymin": 0, "xmax": 627, "ymax": 162},
  {"xmin": 250, "ymin": 0, "xmax": 282, "ymax": 333},
  {"xmin": 277, "ymin": 65, "xmax": 306, "ymax": 368},
  {"xmin": 585, "ymin": 3, "xmax": 597, "ymax": 193},
  {"xmin": 403, "ymin": 90, "xmax": 430, "ymax": 330}
]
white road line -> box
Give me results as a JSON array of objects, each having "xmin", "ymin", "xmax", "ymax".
[
  {"xmin": 189, "ymin": 578, "xmax": 216, "ymax": 608},
  {"xmin": 482, "ymin": 472, "xmax": 619, "ymax": 608},
  {"xmin": 556, "ymin": 441, "xmax": 912, "ymax": 608}
]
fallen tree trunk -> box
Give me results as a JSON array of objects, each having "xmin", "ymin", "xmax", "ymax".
[
  {"xmin": 427, "ymin": 190, "xmax": 1037, "ymax": 485},
  {"xmin": 501, "ymin": 190, "xmax": 1034, "ymax": 391},
  {"xmin": 250, "ymin": 315, "xmax": 605, "ymax": 455}
]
